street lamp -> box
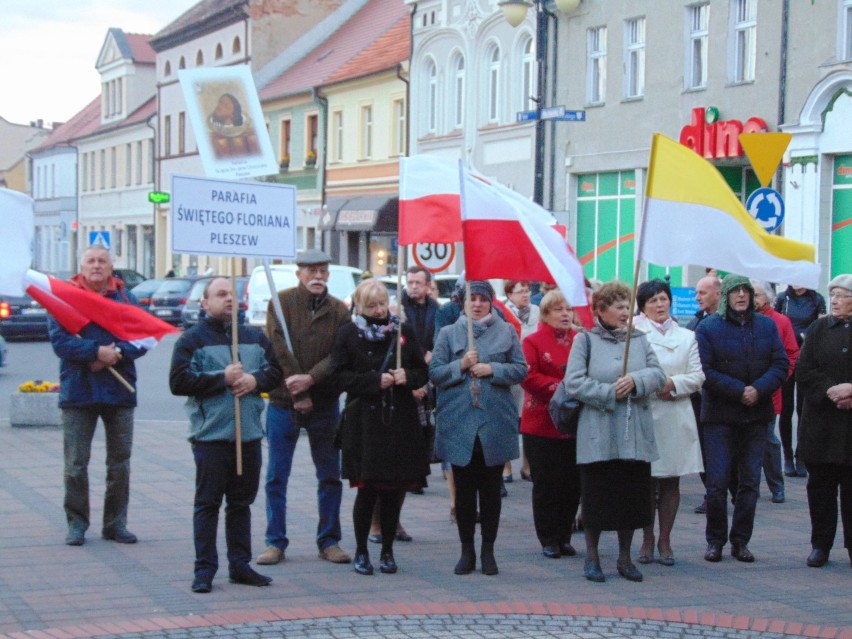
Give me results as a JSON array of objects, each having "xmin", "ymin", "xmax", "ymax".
[{"xmin": 499, "ymin": 0, "xmax": 581, "ymax": 205}]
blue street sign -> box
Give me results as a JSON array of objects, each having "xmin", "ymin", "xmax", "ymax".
[
  {"xmin": 746, "ymin": 187, "xmax": 785, "ymax": 233},
  {"xmin": 516, "ymin": 110, "xmax": 538, "ymax": 122},
  {"xmin": 540, "ymin": 105, "xmax": 566, "ymax": 120},
  {"xmin": 88, "ymin": 230, "xmax": 110, "ymax": 249},
  {"xmin": 555, "ymin": 111, "xmax": 586, "ymax": 121}
]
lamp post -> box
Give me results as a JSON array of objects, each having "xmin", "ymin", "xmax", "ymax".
[{"xmin": 500, "ymin": 0, "xmax": 581, "ymax": 206}]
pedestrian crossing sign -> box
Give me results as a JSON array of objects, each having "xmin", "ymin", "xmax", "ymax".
[{"xmin": 88, "ymin": 231, "xmax": 111, "ymax": 250}]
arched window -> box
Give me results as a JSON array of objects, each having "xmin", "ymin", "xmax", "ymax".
[
  {"xmin": 178, "ymin": 56, "xmax": 186, "ymax": 70},
  {"xmin": 521, "ymin": 35, "xmax": 535, "ymax": 111},
  {"xmin": 426, "ymin": 59, "xmax": 438, "ymax": 134},
  {"xmin": 164, "ymin": 61, "xmax": 172, "ymax": 77},
  {"xmin": 232, "ymin": 36, "xmax": 241, "ymax": 54},
  {"xmin": 487, "ymin": 44, "xmax": 501, "ymax": 123},
  {"xmin": 196, "ymin": 50, "xmax": 204, "ymax": 66},
  {"xmin": 450, "ymin": 53, "xmax": 465, "ymax": 130},
  {"xmin": 215, "ymin": 43, "xmax": 223, "ymax": 60}
]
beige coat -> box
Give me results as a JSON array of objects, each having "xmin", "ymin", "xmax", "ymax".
[{"xmin": 633, "ymin": 316, "xmax": 705, "ymax": 477}]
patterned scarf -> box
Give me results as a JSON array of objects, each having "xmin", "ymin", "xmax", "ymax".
[
  {"xmin": 639, "ymin": 312, "xmax": 674, "ymax": 335},
  {"xmin": 594, "ymin": 315, "xmax": 629, "ymax": 341},
  {"xmin": 507, "ymin": 300, "xmax": 531, "ymax": 325},
  {"xmin": 354, "ymin": 313, "xmax": 399, "ymax": 342}
]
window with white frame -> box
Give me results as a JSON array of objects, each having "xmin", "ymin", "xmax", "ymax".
[
  {"xmin": 624, "ymin": 17, "xmax": 645, "ymax": 98},
  {"xmin": 110, "ymin": 147, "xmax": 116, "ymax": 189},
  {"xmin": 587, "ymin": 26, "xmax": 607, "ymax": 104},
  {"xmin": 125, "ymin": 144, "xmax": 132, "ymax": 186},
  {"xmin": 521, "ymin": 35, "xmax": 535, "ymax": 112},
  {"xmin": 686, "ymin": 3, "xmax": 710, "ymax": 89},
  {"xmin": 843, "ymin": 0, "xmax": 852, "ymax": 60},
  {"xmin": 360, "ymin": 105, "xmax": 373, "ymax": 159},
  {"xmin": 426, "ymin": 58, "xmax": 437, "ymax": 134},
  {"xmin": 81, "ymin": 154, "xmax": 88, "ymax": 192},
  {"xmin": 135, "ymin": 142, "xmax": 143, "ymax": 185},
  {"xmin": 451, "ymin": 52, "xmax": 465, "ymax": 130},
  {"xmin": 730, "ymin": 0, "xmax": 756, "ymax": 83},
  {"xmin": 332, "ymin": 111, "xmax": 343, "ymax": 162},
  {"xmin": 487, "ymin": 43, "xmax": 501, "ymax": 123},
  {"xmin": 393, "ymin": 98, "xmax": 406, "ymax": 156}
]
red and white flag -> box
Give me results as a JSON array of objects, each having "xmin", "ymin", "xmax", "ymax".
[
  {"xmin": 398, "ymin": 155, "xmax": 463, "ymax": 245},
  {"xmin": 459, "ymin": 167, "xmax": 590, "ymax": 311},
  {"xmin": 24, "ymin": 270, "xmax": 180, "ymax": 350}
]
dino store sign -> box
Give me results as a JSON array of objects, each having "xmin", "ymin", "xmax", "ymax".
[{"xmin": 679, "ymin": 107, "xmax": 769, "ymax": 159}]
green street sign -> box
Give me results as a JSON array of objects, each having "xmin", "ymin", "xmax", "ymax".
[{"xmin": 148, "ymin": 191, "xmax": 170, "ymax": 204}]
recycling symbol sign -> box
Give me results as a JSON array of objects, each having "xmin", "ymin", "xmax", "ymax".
[{"xmin": 746, "ymin": 187, "xmax": 785, "ymax": 233}]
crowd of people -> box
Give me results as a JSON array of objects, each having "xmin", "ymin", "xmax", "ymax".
[{"xmin": 48, "ymin": 247, "xmax": 852, "ymax": 592}]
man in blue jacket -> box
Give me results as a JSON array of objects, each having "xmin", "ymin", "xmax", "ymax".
[
  {"xmin": 170, "ymin": 278, "xmax": 283, "ymax": 593},
  {"xmin": 695, "ymin": 275, "xmax": 788, "ymax": 564},
  {"xmin": 49, "ymin": 246, "xmax": 146, "ymax": 547}
]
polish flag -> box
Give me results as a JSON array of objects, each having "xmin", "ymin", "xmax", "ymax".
[
  {"xmin": 459, "ymin": 167, "xmax": 590, "ymax": 312},
  {"xmin": 398, "ymin": 155, "xmax": 463, "ymax": 245},
  {"xmin": 24, "ymin": 270, "xmax": 180, "ymax": 349}
]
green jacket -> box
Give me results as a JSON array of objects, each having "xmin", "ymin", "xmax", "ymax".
[{"xmin": 266, "ymin": 283, "xmax": 350, "ymax": 410}]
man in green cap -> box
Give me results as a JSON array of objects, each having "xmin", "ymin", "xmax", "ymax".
[{"xmin": 695, "ymin": 274, "xmax": 788, "ymax": 564}]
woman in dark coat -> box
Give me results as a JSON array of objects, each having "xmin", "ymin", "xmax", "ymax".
[
  {"xmin": 796, "ymin": 274, "xmax": 852, "ymax": 569},
  {"xmin": 331, "ymin": 279, "xmax": 429, "ymax": 576}
]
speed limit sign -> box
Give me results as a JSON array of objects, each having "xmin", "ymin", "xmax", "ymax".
[{"xmin": 412, "ymin": 242, "xmax": 456, "ymax": 273}]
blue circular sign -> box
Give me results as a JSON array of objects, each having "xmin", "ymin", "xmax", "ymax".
[{"xmin": 746, "ymin": 187, "xmax": 785, "ymax": 233}]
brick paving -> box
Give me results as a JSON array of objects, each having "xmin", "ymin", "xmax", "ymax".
[{"xmin": 0, "ymin": 417, "xmax": 850, "ymax": 639}]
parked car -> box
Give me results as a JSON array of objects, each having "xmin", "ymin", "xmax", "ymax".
[
  {"xmin": 129, "ymin": 278, "xmax": 168, "ymax": 310},
  {"xmin": 113, "ymin": 268, "xmax": 146, "ymax": 289},
  {"xmin": 148, "ymin": 277, "xmax": 200, "ymax": 325},
  {"xmin": 0, "ymin": 334, "xmax": 6, "ymax": 367},
  {"xmin": 0, "ymin": 293, "xmax": 50, "ymax": 340},
  {"xmin": 246, "ymin": 264, "xmax": 361, "ymax": 327},
  {"xmin": 180, "ymin": 276, "xmax": 249, "ymax": 328}
]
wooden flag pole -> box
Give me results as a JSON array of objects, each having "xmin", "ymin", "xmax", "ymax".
[
  {"xmin": 621, "ymin": 258, "xmax": 642, "ymax": 377},
  {"xmin": 230, "ymin": 261, "xmax": 243, "ymax": 476}
]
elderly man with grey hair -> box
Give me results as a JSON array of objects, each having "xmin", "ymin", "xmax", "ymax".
[{"xmin": 749, "ymin": 281, "xmax": 800, "ymax": 504}]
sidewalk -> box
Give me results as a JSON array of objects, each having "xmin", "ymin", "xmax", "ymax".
[{"xmin": 0, "ymin": 418, "xmax": 849, "ymax": 639}]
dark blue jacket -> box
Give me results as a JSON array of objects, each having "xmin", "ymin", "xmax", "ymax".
[
  {"xmin": 774, "ymin": 287, "xmax": 826, "ymax": 344},
  {"xmin": 48, "ymin": 283, "xmax": 144, "ymax": 409},
  {"xmin": 695, "ymin": 309, "xmax": 788, "ymax": 425}
]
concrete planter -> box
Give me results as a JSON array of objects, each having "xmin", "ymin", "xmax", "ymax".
[{"xmin": 9, "ymin": 392, "xmax": 61, "ymax": 428}]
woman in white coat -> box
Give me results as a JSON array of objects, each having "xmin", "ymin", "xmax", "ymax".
[{"xmin": 633, "ymin": 279, "xmax": 705, "ymax": 566}]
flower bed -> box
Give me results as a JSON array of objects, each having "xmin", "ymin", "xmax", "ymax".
[{"xmin": 10, "ymin": 380, "xmax": 61, "ymax": 428}]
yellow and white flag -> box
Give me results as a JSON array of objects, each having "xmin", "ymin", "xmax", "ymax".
[{"xmin": 639, "ymin": 134, "xmax": 820, "ymax": 289}]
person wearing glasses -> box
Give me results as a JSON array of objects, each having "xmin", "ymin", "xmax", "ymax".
[
  {"xmin": 795, "ymin": 275, "xmax": 852, "ymax": 569},
  {"xmin": 257, "ymin": 249, "xmax": 353, "ymax": 567}
]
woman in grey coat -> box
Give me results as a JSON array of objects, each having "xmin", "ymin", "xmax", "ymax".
[
  {"xmin": 562, "ymin": 282, "xmax": 665, "ymax": 583},
  {"xmin": 430, "ymin": 280, "xmax": 527, "ymax": 576}
]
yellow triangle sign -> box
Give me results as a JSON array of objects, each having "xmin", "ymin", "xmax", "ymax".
[{"xmin": 739, "ymin": 132, "xmax": 792, "ymax": 187}]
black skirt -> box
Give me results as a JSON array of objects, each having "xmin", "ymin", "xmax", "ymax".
[{"xmin": 580, "ymin": 459, "xmax": 653, "ymax": 531}]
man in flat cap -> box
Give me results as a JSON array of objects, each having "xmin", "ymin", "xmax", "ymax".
[{"xmin": 257, "ymin": 249, "xmax": 352, "ymax": 566}]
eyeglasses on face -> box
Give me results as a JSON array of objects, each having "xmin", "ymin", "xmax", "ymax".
[{"xmin": 829, "ymin": 291, "xmax": 852, "ymax": 299}]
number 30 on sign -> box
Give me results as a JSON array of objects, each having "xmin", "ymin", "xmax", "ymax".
[{"xmin": 412, "ymin": 243, "xmax": 456, "ymax": 273}]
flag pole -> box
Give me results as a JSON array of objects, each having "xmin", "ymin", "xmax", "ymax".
[
  {"xmin": 396, "ymin": 246, "xmax": 405, "ymax": 370},
  {"xmin": 465, "ymin": 280, "xmax": 474, "ymax": 350},
  {"xmin": 231, "ymin": 260, "xmax": 243, "ymax": 476},
  {"xmin": 621, "ymin": 136, "xmax": 657, "ymax": 376},
  {"xmin": 72, "ymin": 334, "xmax": 135, "ymax": 392}
]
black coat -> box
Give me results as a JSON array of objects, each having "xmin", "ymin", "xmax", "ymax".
[
  {"xmin": 330, "ymin": 320, "xmax": 430, "ymax": 483},
  {"xmin": 796, "ymin": 315, "xmax": 852, "ymax": 466}
]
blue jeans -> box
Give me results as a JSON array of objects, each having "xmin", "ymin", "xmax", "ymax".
[
  {"xmin": 763, "ymin": 419, "xmax": 784, "ymax": 498},
  {"xmin": 704, "ymin": 421, "xmax": 767, "ymax": 547},
  {"xmin": 192, "ymin": 439, "xmax": 261, "ymax": 579},
  {"xmin": 264, "ymin": 404, "xmax": 342, "ymax": 552},
  {"xmin": 62, "ymin": 406, "xmax": 134, "ymax": 534}
]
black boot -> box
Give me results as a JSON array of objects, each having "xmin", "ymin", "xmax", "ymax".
[
  {"xmin": 480, "ymin": 542, "xmax": 498, "ymax": 575},
  {"xmin": 454, "ymin": 542, "xmax": 476, "ymax": 575}
]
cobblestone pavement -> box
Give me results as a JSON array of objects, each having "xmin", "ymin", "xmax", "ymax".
[{"xmin": 1, "ymin": 418, "xmax": 850, "ymax": 639}]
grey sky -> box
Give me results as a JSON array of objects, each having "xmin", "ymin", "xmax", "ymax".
[{"xmin": 1, "ymin": 1, "xmax": 198, "ymax": 126}]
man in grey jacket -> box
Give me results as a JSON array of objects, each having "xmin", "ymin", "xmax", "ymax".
[{"xmin": 170, "ymin": 278, "xmax": 283, "ymax": 594}]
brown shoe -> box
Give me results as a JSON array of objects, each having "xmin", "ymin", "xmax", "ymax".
[
  {"xmin": 256, "ymin": 546, "xmax": 284, "ymax": 565},
  {"xmin": 319, "ymin": 544, "xmax": 352, "ymax": 564}
]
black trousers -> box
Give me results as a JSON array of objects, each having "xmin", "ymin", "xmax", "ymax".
[
  {"xmin": 807, "ymin": 462, "xmax": 852, "ymax": 551},
  {"xmin": 523, "ymin": 433, "xmax": 580, "ymax": 548},
  {"xmin": 453, "ymin": 438, "xmax": 503, "ymax": 544},
  {"xmin": 779, "ymin": 375, "xmax": 804, "ymax": 463}
]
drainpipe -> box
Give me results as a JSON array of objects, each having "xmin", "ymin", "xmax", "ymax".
[
  {"xmin": 548, "ymin": 12, "xmax": 558, "ymax": 210},
  {"xmin": 405, "ymin": 3, "xmax": 417, "ymax": 158},
  {"xmin": 312, "ymin": 86, "xmax": 331, "ymax": 257},
  {"xmin": 776, "ymin": 0, "xmax": 789, "ymax": 195}
]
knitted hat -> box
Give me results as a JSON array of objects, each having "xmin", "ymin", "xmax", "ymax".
[
  {"xmin": 467, "ymin": 280, "xmax": 494, "ymax": 304},
  {"xmin": 828, "ymin": 274, "xmax": 852, "ymax": 294},
  {"xmin": 718, "ymin": 274, "xmax": 753, "ymax": 316}
]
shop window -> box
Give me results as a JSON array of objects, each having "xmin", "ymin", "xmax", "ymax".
[{"xmin": 587, "ymin": 26, "xmax": 607, "ymax": 104}]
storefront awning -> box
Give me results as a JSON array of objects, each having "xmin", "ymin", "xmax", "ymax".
[{"xmin": 321, "ymin": 195, "xmax": 398, "ymax": 233}]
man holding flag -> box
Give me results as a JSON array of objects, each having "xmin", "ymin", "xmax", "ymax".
[{"xmin": 49, "ymin": 246, "xmax": 147, "ymax": 546}]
